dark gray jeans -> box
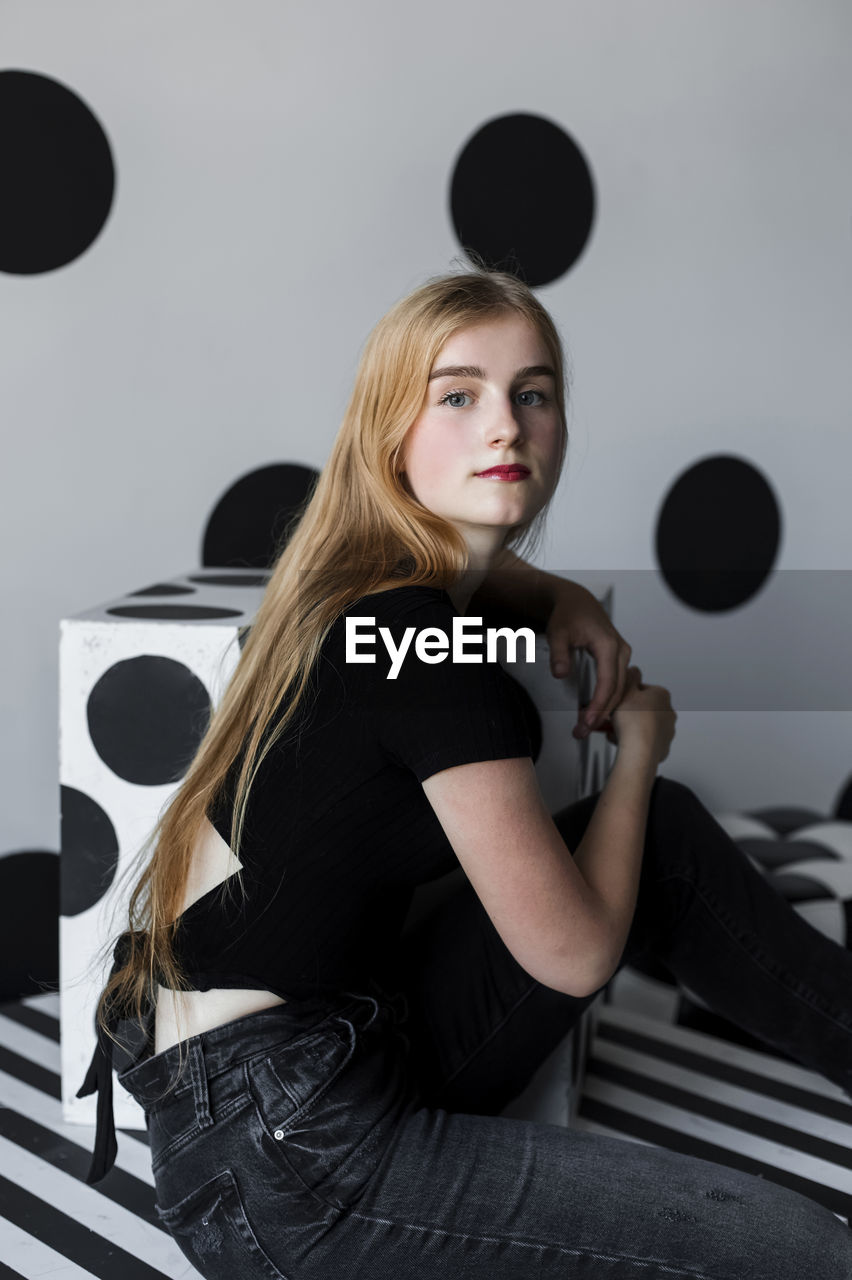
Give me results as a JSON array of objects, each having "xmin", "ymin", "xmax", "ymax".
[{"xmin": 119, "ymin": 776, "xmax": 852, "ymax": 1278}]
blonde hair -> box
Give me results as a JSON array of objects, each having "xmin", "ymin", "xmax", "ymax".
[{"xmin": 95, "ymin": 256, "xmax": 570, "ymax": 1066}]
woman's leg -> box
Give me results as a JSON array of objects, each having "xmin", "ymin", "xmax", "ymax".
[
  {"xmin": 332, "ymin": 772, "xmax": 852, "ymax": 1279},
  {"xmin": 602, "ymin": 774, "xmax": 852, "ymax": 1096},
  {"xmin": 325, "ymin": 1105, "xmax": 849, "ymax": 1280},
  {"xmin": 387, "ymin": 774, "xmax": 852, "ymax": 1112}
]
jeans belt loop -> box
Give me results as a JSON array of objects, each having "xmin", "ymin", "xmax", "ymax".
[{"xmin": 188, "ymin": 1037, "xmax": 214, "ymax": 1130}]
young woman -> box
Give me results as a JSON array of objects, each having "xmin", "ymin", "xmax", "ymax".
[{"xmin": 79, "ymin": 267, "xmax": 852, "ymax": 1278}]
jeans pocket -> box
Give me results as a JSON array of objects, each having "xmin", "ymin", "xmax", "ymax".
[
  {"xmin": 251, "ymin": 1024, "xmax": 355, "ymax": 1134},
  {"xmin": 248, "ymin": 1014, "xmax": 413, "ymax": 1213},
  {"xmin": 156, "ymin": 1167, "xmax": 291, "ymax": 1280}
]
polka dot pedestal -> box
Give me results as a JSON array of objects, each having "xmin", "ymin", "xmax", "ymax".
[{"xmin": 59, "ymin": 568, "xmax": 268, "ymax": 1128}]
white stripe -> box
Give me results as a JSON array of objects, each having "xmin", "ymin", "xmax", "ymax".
[
  {"xmin": 591, "ymin": 1038, "xmax": 852, "ymax": 1147},
  {"xmin": 777, "ymin": 857, "xmax": 852, "ymax": 896},
  {"xmin": 790, "ymin": 823, "xmax": 852, "ymax": 860},
  {"xmin": 793, "ymin": 899, "xmax": 844, "ymax": 946},
  {"xmin": 21, "ymin": 991, "xmax": 61, "ymax": 1018},
  {"xmin": 712, "ymin": 813, "xmax": 777, "ymax": 840},
  {"xmin": 0, "ymin": 1134, "xmax": 188, "ymax": 1278},
  {"xmin": 0, "ymin": 1216, "xmax": 96, "ymax": 1279},
  {"xmin": 581, "ymin": 1077, "xmax": 852, "ymax": 1191},
  {"xmin": 0, "ymin": 1066, "xmax": 154, "ymax": 1185},
  {"xmin": 0, "ymin": 1012, "xmax": 61, "ymax": 1072},
  {"xmin": 597, "ymin": 1005, "xmax": 850, "ymax": 1101}
]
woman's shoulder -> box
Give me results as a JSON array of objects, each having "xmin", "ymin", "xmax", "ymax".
[{"xmin": 319, "ymin": 585, "xmax": 454, "ymax": 671}]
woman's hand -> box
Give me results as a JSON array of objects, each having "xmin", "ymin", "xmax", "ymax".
[
  {"xmin": 543, "ymin": 581, "xmax": 633, "ymax": 741},
  {"xmin": 609, "ymin": 667, "xmax": 678, "ymax": 764},
  {"xmin": 474, "ymin": 553, "xmax": 634, "ymax": 740}
]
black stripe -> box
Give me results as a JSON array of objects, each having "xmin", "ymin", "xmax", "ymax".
[
  {"xmin": 597, "ymin": 1020, "xmax": 852, "ymax": 1123},
  {"xmin": 579, "ymin": 1097, "xmax": 851, "ymax": 1220},
  {"xmin": 0, "ymin": 1174, "xmax": 170, "ymax": 1280},
  {"xmin": 0, "ymin": 1261, "xmax": 29, "ymax": 1279},
  {"xmin": 0, "ymin": 1044, "xmax": 60, "ymax": 1098},
  {"xmin": 587, "ymin": 1054, "xmax": 852, "ymax": 1169},
  {"xmin": 0, "ymin": 1108, "xmax": 161, "ymax": 1228},
  {"xmin": 1, "ymin": 1001, "xmax": 61, "ymax": 1042}
]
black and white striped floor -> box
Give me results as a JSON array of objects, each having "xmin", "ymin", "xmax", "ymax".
[
  {"xmin": 1, "ymin": 980, "xmax": 850, "ymax": 1277},
  {"xmin": 578, "ymin": 972, "xmax": 852, "ymax": 1226}
]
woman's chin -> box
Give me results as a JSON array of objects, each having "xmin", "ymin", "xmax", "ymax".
[{"xmin": 476, "ymin": 496, "xmax": 542, "ymax": 525}]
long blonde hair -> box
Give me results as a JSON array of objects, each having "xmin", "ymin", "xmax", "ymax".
[{"xmin": 96, "ymin": 258, "xmax": 570, "ymax": 1053}]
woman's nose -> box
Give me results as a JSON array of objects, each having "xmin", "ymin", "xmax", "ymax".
[{"xmin": 487, "ymin": 399, "xmax": 524, "ymax": 446}]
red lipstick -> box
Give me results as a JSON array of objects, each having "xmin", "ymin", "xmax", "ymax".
[{"xmin": 475, "ymin": 464, "xmax": 531, "ymax": 480}]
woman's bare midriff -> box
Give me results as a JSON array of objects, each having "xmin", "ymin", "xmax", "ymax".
[
  {"xmin": 154, "ymin": 816, "xmax": 288, "ymax": 1055},
  {"xmin": 154, "ymin": 985, "xmax": 287, "ymax": 1055}
]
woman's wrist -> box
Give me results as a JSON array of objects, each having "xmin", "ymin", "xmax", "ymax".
[{"xmin": 612, "ymin": 738, "xmax": 660, "ymax": 783}]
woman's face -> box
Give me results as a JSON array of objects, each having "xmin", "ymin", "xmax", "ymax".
[{"xmin": 400, "ymin": 312, "xmax": 564, "ymax": 558}]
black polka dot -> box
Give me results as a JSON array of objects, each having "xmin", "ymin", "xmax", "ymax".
[
  {"xmin": 0, "ymin": 850, "xmax": 59, "ymax": 999},
  {"xmin": 449, "ymin": 112, "xmax": 595, "ymax": 287},
  {"xmin": 202, "ymin": 463, "xmax": 320, "ymax": 569},
  {"xmin": 655, "ymin": 456, "xmax": 781, "ymax": 612},
  {"xmin": 87, "ymin": 657, "xmax": 211, "ymax": 785},
  {"xmin": 129, "ymin": 583, "xmax": 197, "ymax": 597},
  {"xmin": 0, "ymin": 70, "xmax": 115, "ymax": 275},
  {"xmin": 60, "ymin": 788, "xmax": 119, "ymax": 916},
  {"xmin": 187, "ymin": 573, "xmax": 270, "ymax": 588},
  {"xmin": 107, "ymin": 604, "xmax": 244, "ymax": 620}
]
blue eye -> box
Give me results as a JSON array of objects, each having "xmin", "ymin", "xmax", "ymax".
[{"xmin": 437, "ymin": 388, "xmax": 548, "ymax": 408}]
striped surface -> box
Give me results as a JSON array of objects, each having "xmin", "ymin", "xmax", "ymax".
[
  {"xmin": 0, "ymin": 992, "xmax": 195, "ymax": 1280},
  {"xmin": 1, "ymin": 987, "xmax": 850, "ymax": 1277},
  {"xmin": 577, "ymin": 999, "xmax": 852, "ymax": 1225}
]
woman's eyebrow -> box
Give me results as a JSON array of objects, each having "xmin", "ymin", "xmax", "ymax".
[{"xmin": 428, "ymin": 364, "xmax": 555, "ymax": 383}]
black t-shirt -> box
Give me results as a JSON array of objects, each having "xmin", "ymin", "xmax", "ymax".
[{"xmin": 171, "ymin": 585, "xmax": 535, "ymax": 1000}]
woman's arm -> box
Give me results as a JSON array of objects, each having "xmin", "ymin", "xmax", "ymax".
[{"xmin": 422, "ymin": 744, "xmax": 659, "ymax": 996}]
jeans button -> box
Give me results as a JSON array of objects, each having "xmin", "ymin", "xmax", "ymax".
[{"xmin": 274, "ymin": 1129, "xmax": 284, "ymax": 1140}]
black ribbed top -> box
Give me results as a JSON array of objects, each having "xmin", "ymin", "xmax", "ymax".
[{"xmin": 171, "ymin": 585, "xmax": 535, "ymax": 1001}]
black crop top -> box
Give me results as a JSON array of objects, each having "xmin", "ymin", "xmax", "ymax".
[
  {"xmin": 173, "ymin": 584, "xmax": 536, "ymax": 999},
  {"xmin": 77, "ymin": 585, "xmax": 536, "ymax": 1181}
]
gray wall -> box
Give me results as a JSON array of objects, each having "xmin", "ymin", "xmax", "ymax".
[{"xmin": 2, "ymin": 0, "xmax": 851, "ymax": 860}]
